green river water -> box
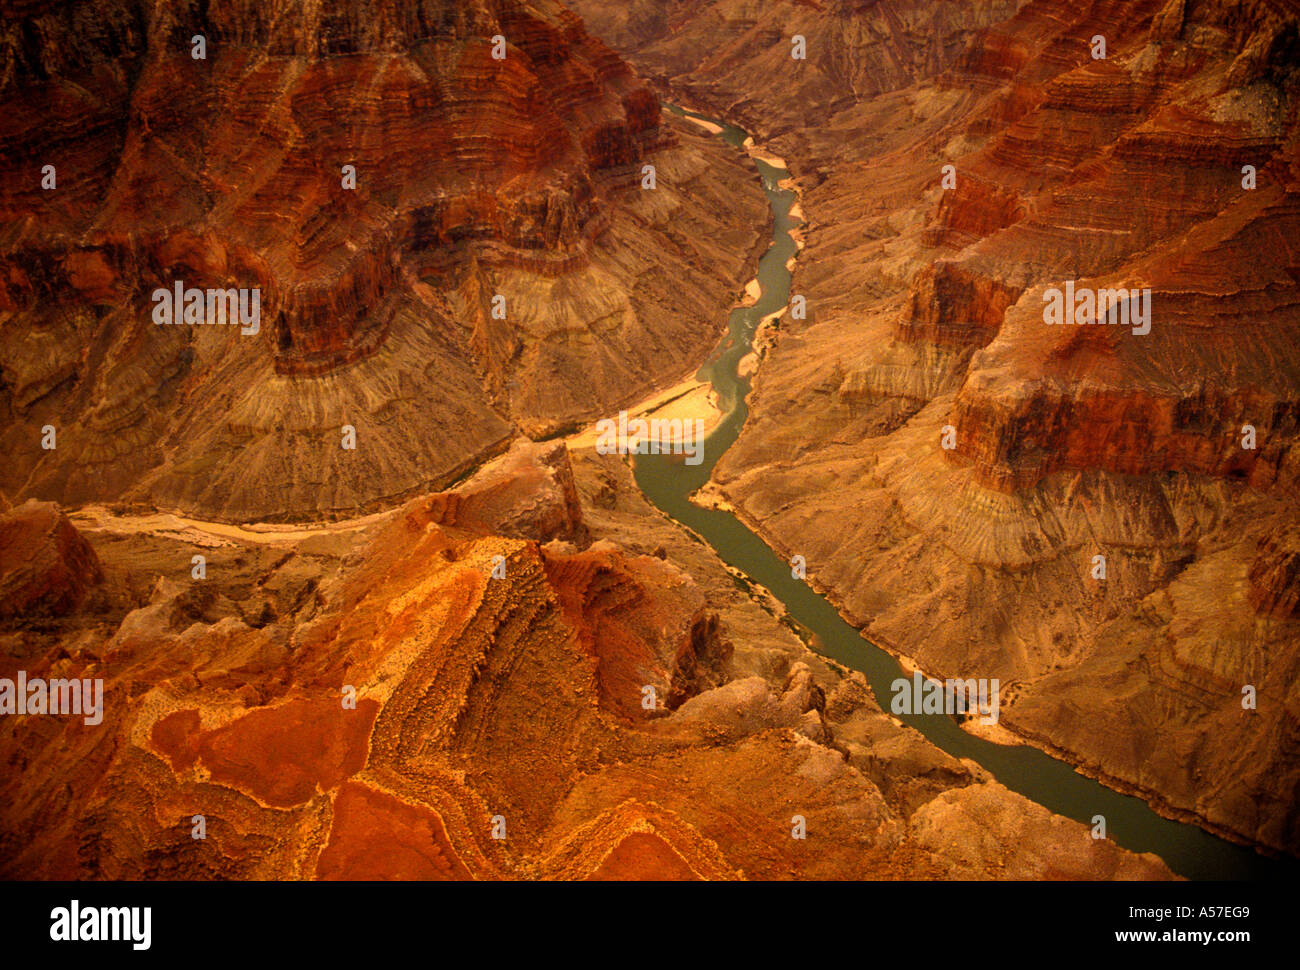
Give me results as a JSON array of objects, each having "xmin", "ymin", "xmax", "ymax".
[{"xmin": 632, "ymin": 105, "xmax": 1290, "ymax": 880}]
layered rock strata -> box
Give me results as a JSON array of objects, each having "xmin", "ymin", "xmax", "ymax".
[
  {"xmin": 0, "ymin": 441, "xmax": 1172, "ymax": 879},
  {"xmin": 574, "ymin": 0, "xmax": 1300, "ymax": 854},
  {"xmin": 0, "ymin": 0, "xmax": 769, "ymax": 520}
]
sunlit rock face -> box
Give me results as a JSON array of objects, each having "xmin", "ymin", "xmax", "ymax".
[
  {"xmin": 579, "ymin": 0, "xmax": 1300, "ymax": 854},
  {"xmin": 0, "ymin": 0, "xmax": 768, "ymax": 520},
  {"xmin": 0, "ymin": 500, "xmax": 103, "ymax": 619},
  {"xmin": 0, "ymin": 444, "xmax": 1173, "ymax": 880}
]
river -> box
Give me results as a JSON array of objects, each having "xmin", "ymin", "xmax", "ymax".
[{"xmin": 634, "ymin": 105, "xmax": 1289, "ymax": 880}]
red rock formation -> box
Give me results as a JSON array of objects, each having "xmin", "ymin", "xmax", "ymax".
[
  {"xmin": 0, "ymin": 0, "xmax": 770, "ymax": 520},
  {"xmin": 898, "ymin": 260, "xmax": 1023, "ymax": 349},
  {"xmin": 422, "ymin": 439, "xmax": 588, "ymax": 544},
  {"xmin": 586, "ymin": 0, "xmax": 1300, "ymax": 853},
  {"xmin": 0, "ymin": 445, "xmax": 1173, "ymax": 879},
  {"xmin": 0, "ymin": 501, "xmax": 103, "ymax": 619}
]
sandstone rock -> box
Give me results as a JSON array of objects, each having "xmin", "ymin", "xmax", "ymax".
[
  {"xmin": 0, "ymin": 0, "xmax": 1205, "ymax": 881},
  {"xmin": 600, "ymin": 0, "xmax": 1300, "ymax": 854},
  {"xmin": 0, "ymin": 444, "xmax": 1172, "ymax": 879},
  {"xmin": 0, "ymin": 500, "xmax": 102, "ymax": 619},
  {"xmin": 421, "ymin": 440, "xmax": 588, "ymax": 545},
  {"xmin": 0, "ymin": 0, "xmax": 770, "ymax": 520}
]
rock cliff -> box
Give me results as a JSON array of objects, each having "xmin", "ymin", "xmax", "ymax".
[
  {"xmin": 577, "ymin": 0, "xmax": 1300, "ymax": 855},
  {"xmin": 0, "ymin": 0, "xmax": 769, "ymax": 520}
]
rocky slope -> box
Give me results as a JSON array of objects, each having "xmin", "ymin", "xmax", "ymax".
[
  {"xmin": 572, "ymin": 0, "xmax": 1300, "ymax": 854},
  {"xmin": 0, "ymin": 442, "xmax": 1171, "ymax": 879},
  {"xmin": 0, "ymin": 0, "xmax": 769, "ymax": 520},
  {"xmin": 566, "ymin": 0, "xmax": 1030, "ymax": 137},
  {"xmin": 0, "ymin": 500, "xmax": 103, "ymax": 619}
]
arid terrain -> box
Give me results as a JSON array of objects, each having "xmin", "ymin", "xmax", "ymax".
[
  {"xmin": 0, "ymin": 0, "xmax": 770, "ymax": 520},
  {"xmin": 0, "ymin": 0, "xmax": 1295, "ymax": 880},
  {"xmin": 0, "ymin": 442, "xmax": 1172, "ymax": 878},
  {"xmin": 567, "ymin": 0, "xmax": 1300, "ymax": 854}
]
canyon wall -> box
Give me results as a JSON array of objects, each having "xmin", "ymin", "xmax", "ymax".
[
  {"xmin": 573, "ymin": 0, "xmax": 1300, "ymax": 854},
  {"xmin": 0, "ymin": 0, "xmax": 769, "ymax": 520},
  {"xmin": 0, "ymin": 0, "xmax": 1257, "ymax": 879}
]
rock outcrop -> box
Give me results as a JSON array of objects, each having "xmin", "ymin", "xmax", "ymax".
[
  {"xmin": 0, "ymin": 501, "xmax": 103, "ymax": 620},
  {"xmin": 0, "ymin": 443, "xmax": 1173, "ymax": 879}
]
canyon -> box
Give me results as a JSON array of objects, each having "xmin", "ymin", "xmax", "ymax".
[
  {"xmin": 0, "ymin": 0, "xmax": 1296, "ymax": 881},
  {"xmin": 566, "ymin": 0, "xmax": 1300, "ymax": 855},
  {"xmin": 0, "ymin": 442, "xmax": 1172, "ymax": 878},
  {"xmin": 0, "ymin": 0, "xmax": 769, "ymax": 521}
]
